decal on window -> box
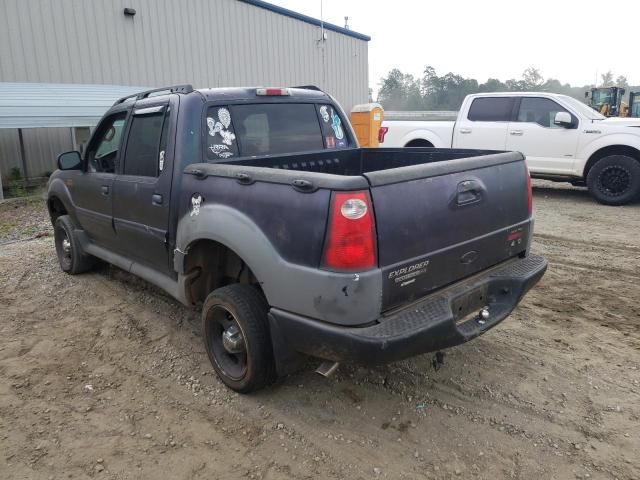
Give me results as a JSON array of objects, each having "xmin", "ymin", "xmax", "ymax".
[
  {"xmin": 317, "ymin": 104, "xmax": 349, "ymax": 149},
  {"xmin": 207, "ymin": 107, "xmax": 236, "ymax": 146},
  {"xmin": 325, "ymin": 136, "xmax": 336, "ymax": 148},
  {"xmin": 320, "ymin": 106, "xmax": 330, "ymax": 123},
  {"xmin": 331, "ymin": 109, "xmax": 344, "ymax": 140},
  {"xmin": 209, "ymin": 144, "xmax": 233, "ymax": 158},
  {"xmin": 205, "ymin": 105, "xmax": 240, "ymax": 161}
]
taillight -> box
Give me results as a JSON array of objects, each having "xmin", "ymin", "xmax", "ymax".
[
  {"xmin": 322, "ymin": 191, "xmax": 377, "ymax": 271},
  {"xmin": 378, "ymin": 126, "xmax": 388, "ymax": 143},
  {"xmin": 256, "ymin": 88, "xmax": 290, "ymax": 96},
  {"xmin": 525, "ymin": 165, "xmax": 533, "ymax": 216}
]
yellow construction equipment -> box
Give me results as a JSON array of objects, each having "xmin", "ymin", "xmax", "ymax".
[
  {"xmin": 629, "ymin": 91, "xmax": 640, "ymax": 118},
  {"xmin": 585, "ymin": 87, "xmax": 628, "ymax": 116}
]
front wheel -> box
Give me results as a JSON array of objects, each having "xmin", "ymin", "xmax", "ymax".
[
  {"xmin": 202, "ymin": 284, "xmax": 275, "ymax": 393},
  {"xmin": 54, "ymin": 215, "xmax": 96, "ymax": 274},
  {"xmin": 586, "ymin": 155, "xmax": 640, "ymax": 205}
]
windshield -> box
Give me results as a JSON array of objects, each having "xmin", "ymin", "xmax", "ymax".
[
  {"xmin": 559, "ymin": 95, "xmax": 606, "ymax": 120},
  {"xmin": 591, "ymin": 90, "xmax": 611, "ymax": 106}
]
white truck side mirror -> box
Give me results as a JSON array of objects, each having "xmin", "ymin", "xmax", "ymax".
[{"xmin": 554, "ymin": 111, "xmax": 573, "ymax": 128}]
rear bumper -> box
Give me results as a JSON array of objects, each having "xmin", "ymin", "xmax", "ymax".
[{"xmin": 268, "ymin": 254, "xmax": 547, "ymax": 365}]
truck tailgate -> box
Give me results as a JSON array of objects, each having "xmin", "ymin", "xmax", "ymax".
[{"xmin": 365, "ymin": 152, "xmax": 531, "ymax": 311}]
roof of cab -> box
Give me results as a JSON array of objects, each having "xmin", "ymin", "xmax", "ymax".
[
  {"xmin": 196, "ymin": 86, "xmax": 329, "ymax": 102},
  {"xmin": 113, "ymin": 84, "xmax": 329, "ymax": 107}
]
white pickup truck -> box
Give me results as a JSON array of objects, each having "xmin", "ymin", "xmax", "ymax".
[{"xmin": 380, "ymin": 92, "xmax": 640, "ymax": 205}]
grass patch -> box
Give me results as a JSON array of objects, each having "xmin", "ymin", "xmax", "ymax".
[{"xmin": 0, "ymin": 220, "xmax": 17, "ymax": 238}]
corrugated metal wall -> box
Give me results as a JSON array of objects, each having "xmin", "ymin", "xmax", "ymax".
[
  {"xmin": 0, "ymin": 128, "xmax": 74, "ymax": 180},
  {"xmin": 0, "ymin": 0, "xmax": 369, "ymax": 182}
]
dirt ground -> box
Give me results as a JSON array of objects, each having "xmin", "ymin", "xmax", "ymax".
[{"xmin": 1, "ymin": 182, "xmax": 639, "ymax": 480}]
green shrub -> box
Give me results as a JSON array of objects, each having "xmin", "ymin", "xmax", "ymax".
[{"xmin": 7, "ymin": 167, "xmax": 27, "ymax": 198}]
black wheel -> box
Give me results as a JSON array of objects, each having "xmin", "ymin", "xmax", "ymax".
[
  {"xmin": 54, "ymin": 215, "xmax": 95, "ymax": 274},
  {"xmin": 586, "ymin": 155, "xmax": 640, "ymax": 205},
  {"xmin": 405, "ymin": 139, "xmax": 434, "ymax": 148},
  {"xmin": 202, "ymin": 284, "xmax": 275, "ymax": 393}
]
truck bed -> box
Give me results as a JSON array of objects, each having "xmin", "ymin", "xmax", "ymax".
[
  {"xmin": 219, "ymin": 147, "xmax": 502, "ymax": 176},
  {"xmin": 186, "ymin": 147, "xmax": 531, "ymax": 313}
]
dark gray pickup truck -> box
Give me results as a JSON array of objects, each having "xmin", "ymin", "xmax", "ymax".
[{"xmin": 47, "ymin": 85, "xmax": 547, "ymax": 392}]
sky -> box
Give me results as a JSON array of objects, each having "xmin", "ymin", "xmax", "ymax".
[{"xmin": 270, "ymin": 0, "xmax": 638, "ymax": 96}]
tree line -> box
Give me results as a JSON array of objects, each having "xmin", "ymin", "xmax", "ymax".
[{"xmin": 376, "ymin": 67, "xmax": 632, "ymax": 111}]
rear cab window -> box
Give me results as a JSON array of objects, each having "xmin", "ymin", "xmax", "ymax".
[
  {"xmin": 467, "ymin": 97, "xmax": 515, "ymax": 122},
  {"xmin": 205, "ymin": 103, "xmax": 350, "ymax": 162}
]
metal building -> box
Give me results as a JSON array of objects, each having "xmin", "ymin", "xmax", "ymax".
[{"xmin": 0, "ymin": 0, "xmax": 370, "ymax": 188}]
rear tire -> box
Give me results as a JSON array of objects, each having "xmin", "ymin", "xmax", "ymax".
[
  {"xmin": 202, "ymin": 284, "xmax": 275, "ymax": 393},
  {"xmin": 586, "ymin": 155, "xmax": 640, "ymax": 205},
  {"xmin": 54, "ymin": 215, "xmax": 96, "ymax": 274}
]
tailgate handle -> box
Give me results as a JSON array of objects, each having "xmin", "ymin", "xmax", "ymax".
[
  {"xmin": 235, "ymin": 172, "xmax": 255, "ymax": 185},
  {"xmin": 291, "ymin": 179, "xmax": 317, "ymax": 193},
  {"xmin": 456, "ymin": 179, "xmax": 484, "ymax": 206}
]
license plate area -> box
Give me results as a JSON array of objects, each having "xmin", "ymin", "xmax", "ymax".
[{"xmin": 452, "ymin": 285, "xmax": 490, "ymax": 326}]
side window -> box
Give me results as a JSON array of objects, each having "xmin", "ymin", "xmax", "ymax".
[
  {"xmin": 316, "ymin": 105, "xmax": 349, "ymax": 149},
  {"xmin": 467, "ymin": 97, "xmax": 514, "ymax": 122},
  {"xmin": 517, "ymin": 97, "xmax": 573, "ymax": 128},
  {"xmin": 205, "ymin": 106, "xmax": 239, "ymax": 160},
  {"xmin": 122, "ymin": 106, "xmax": 169, "ymax": 177},
  {"xmin": 86, "ymin": 112, "xmax": 127, "ymax": 173}
]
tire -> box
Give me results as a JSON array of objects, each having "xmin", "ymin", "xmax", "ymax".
[
  {"xmin": 53, "ymin": 215, "xmax": 96, "ymax": 274},
  {"xmin": 202, "ymin": 284, "xmax": 275, "ymax": 393},
  {"xmin": 405, "ymin": 139, "xmax": 434, "ymax": 148},
  {"xmin": 586, "ymin": 155, "xmax": 640, "ymax": 206}
]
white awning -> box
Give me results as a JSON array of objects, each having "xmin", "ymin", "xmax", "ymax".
[{"xmin": 0, "ymin": 82, "xmax": 147, "ymax": 129}]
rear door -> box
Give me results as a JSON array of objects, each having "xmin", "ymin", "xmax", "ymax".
[
  {"xmin": 365, "ymin": 153, "xmax": 530, "ymax": 311},
  {"xmin": 506, "ymin": 97, "xmax": 579, "ymax": 174},
  {"xmin": 112, "ymin": 101, "xmax": 174, "ymax": 274},
  {"xmin": 453, "ymin": 97, "xmax": 515, "ymax": 150}
]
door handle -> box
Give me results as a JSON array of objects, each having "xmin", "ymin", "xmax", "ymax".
[
  {"xmin": 456, "ymin": 179, "xmax": 484, "ymax": 206},
  {"xmin": 152, "ymin": 194, "xmax": 163, "ymax": 205},
  {"xmin": 101, "ymin": 185, "xmax": 110, "ymax": 195},
  {"xmin": 459, "ymin": 128, "xmax": 472, "ymax": 134},
  {"xmin": 510, "ymin": 130, "xmax": 524, "ymax": 136}
]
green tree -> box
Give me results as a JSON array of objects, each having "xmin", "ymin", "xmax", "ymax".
[
  {"xmin": 478, "ymin": 78, "xmax": 508, "ymax": 92},
  {"xmin": 523, "ymin": 67, "xmax": 544, "ymax": 90},
  {"xmin": 420, "ymin": 66, "xmax": 480, "ymax": 109},
  {"xmin": 505, "ymin": 78, "xmax": 526, "ymax": 91},
  {"xmin": 600, "ymin": 71, "xmax": 614, "ymax": 87},
  {"xmin": 616, "ymin": 75, "xmax": 628, "ymax": 88},
  {"xmin": 378, "ymin": 69, "xmax": 423, "ymax": 110},
  {"xmin": 376, "ymin": 66, "xmax": 606, "ymax": 111}
]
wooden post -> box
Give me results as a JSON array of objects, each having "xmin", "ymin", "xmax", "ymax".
[{"xmin": 17, "ymin": 128, "xmax": 29, "ymax": 186}]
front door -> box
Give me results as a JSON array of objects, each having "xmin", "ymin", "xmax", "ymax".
[
  {"xmin": 112, "ymin": 102, "xmax": 174, "ymax": 274},
  {"xmin": 506, "ymin": 97, "xmax": 580, "ymax": 175},
  {"xmin": 453, "ymin": 96, "xmax": 515, "ymax": 150},
  {"xmin": 73, "ymin": 111, "xmax": 128, "ymax": 249}
]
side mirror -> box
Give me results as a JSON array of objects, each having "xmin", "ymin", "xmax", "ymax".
[
  {"xmin": 553, "ymin": 111, "xmax": 573, "ymax": 128},
  {"xmin": 57, "ymin": 151, "xmax": 83, "ymax": 170}
]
